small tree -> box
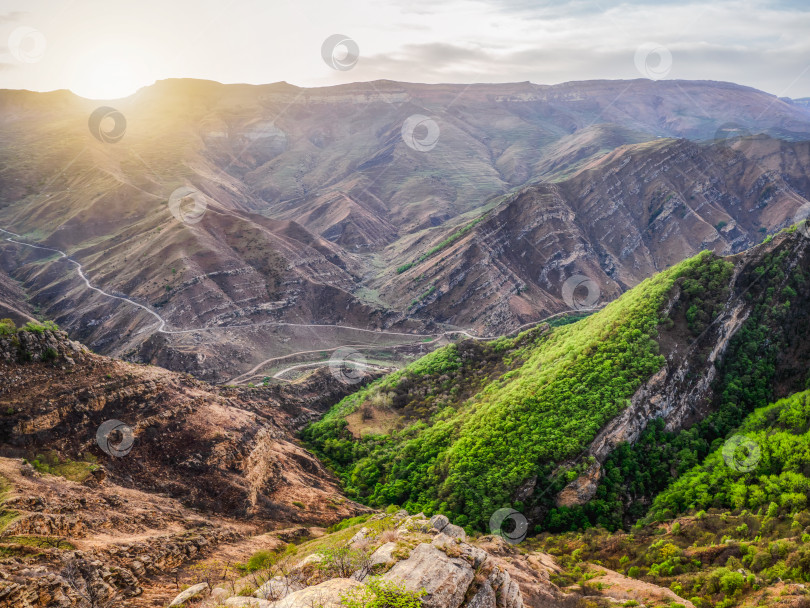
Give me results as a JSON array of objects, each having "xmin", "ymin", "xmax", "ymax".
[{"xmin": 319, "ymin": 545, "xmax": 373, "ymax": 579}]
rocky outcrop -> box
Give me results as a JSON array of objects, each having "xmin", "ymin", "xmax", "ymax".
[
  {"xmin": 0, "ymin": 327, "xmax": 87, "ymax": 364},
  {"xmin": 557, "ymin": 294, "xmax": 748, "ymax": 506},
  {"xmin": 0, "ymin": 329, "xmax": 372, "ymax": 524},
  {"xmin": 383, "ymin": 543, "xmax": 475, "ymax": 608},
  {"xmin": 368, "ymin": 541, "xmax": 396, "ymax": 566},
  {"xmin": 429, "ymin": 513, "xmax": 467, "ymax": 540}
]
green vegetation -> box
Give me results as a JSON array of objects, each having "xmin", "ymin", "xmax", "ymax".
[
  {"xmin": 537, "ymin": 407, "xmax": 810, "ymax": 608},
  {"xmin": 341, "ymin": 577, "xmax": 426, "ymax": 608},
  {"xmin": 396, "ymin": 215, "xmax": 487, "ymax": 274},
  {"xmin": 327, "ymin": 514, "xmax": 373, "ymax": 533},
  {"xmin": 20, "ymin": 320, "xmax": 59, "ymax": 334},
  {"xmin": 0, "ymin": 475, "xmax": 17, "ymax": 535},
  {"xmin": 26, "ymin": 451, "xmax": 99, "ymax": 482},
  {"xmin": 305, "ymin": 251, "xmax": 727, "ymax": 530},
  {"xmin": 551, "ymin": 244, "xmax": 806, "ymax": 531},
  {"xmin": 234, "ymin": 544, "xmax": 299, "ymax": 573},
  {"xmin": 0, "ymin": 318, "xmax": 15, "ymax": 336},
  {"xmin": 649, "ymin": 390, "xmax": 810, "ymax": 519},
  {"xmin": 5, "ymin": 535, "xmax": 74, "ymax": 550},
  {"xmin": 546, "ymin": 311, "xmax": 594, "ymax": 328}
]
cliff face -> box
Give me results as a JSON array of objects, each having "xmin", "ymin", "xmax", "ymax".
[{"xmin": 555, "ymin": 227, "xmax": 810, "ymax": 508}]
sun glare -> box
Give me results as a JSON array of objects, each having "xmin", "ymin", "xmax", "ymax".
[{"xmin": 69, "ymin": 46, "xmax": 154, "ymax": 100}]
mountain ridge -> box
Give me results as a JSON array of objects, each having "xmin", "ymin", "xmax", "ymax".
[{"xmin": 1, "ymin": 77, "xmax": 810, "ymax": 382}]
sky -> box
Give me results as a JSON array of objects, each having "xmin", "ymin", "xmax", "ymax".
[{"xmin": 0, "ymin": 0, "xmax": 808, "ymax": 100}]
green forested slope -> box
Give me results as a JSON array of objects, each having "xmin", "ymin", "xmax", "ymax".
[
  {"xmin": 648, "ymin": 389, "xmax": 810, "ymax": 520},
  {"xmin": 545, "ymin": 236, "xmax": 810, "ymax": 531},
  {"xmin": 303, "ymin": 251, "xmax": 735, "ymax": 529}
]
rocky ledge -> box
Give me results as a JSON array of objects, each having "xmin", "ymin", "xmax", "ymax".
[{"xmin": 170, "ymin": 510, "xmax": 571, "ymax": 608}]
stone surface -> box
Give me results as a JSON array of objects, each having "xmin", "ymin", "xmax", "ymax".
[
  {"xmin": 348, "ymin": 526, "xmax": 369, "ymax": 545},
  {"xmin": 294, "ymin": 553, "xmax": 324, "ymax": 570},
  {"xmin": 224, "ymin": 597, "xmax": 272, "ymax": 608},
  {"xmin": 169, "ymin": 582, "xmax": 209, "ymax": 607},
  {"xmin": 369, "ymin": 541, "xmax": 397, "ymax": 566},
  {"xmin": 383, "ymin": 543, "xmax": 474, "ymax": 608},
  {"xmin": 442, "ymin": 523, "xmax": 467, "ymax": 541},
  {"xmin": 466, "ymin": 581, "xmax": 497, "ymax": 608},
  {"xmin": 432, "ymin": 534, "xmax": 488, "ymax": 568},
  {"xmin": 267, "ymin": 578, "xmax": 362, "ymax": 608},
  {"xmin": 487, "ymin": 565, "xmax": 523, "ymax": 608},
  {"xmin": 429, "ymin": 514, "xmax": 449, "ymax": 532},
  {"xmin": 254, "ymin": 577, "xmax": 303, "ymax": 601}
]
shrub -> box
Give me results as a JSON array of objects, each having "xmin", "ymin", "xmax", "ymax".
[
  {"xmin": 719, "ymin": 570, "xmax": 744, "ymax": 595},
  {"xmin": 245, "ymin": 550, "xmax": 276, "ymax": 572},
  {"xmin": 0, "ymin": 318, "xmax": 16, "ymax": 336},
  {"xmin": 20, "ymin": 320, "xmax": 59, "ymax": 334},
  {"xmin": 340, "ymin": 577, "xmax": 426, "ymax": 608},
  {"xmin": 319, "ymin": 545, "xmax": 372, "ymax": 579}
]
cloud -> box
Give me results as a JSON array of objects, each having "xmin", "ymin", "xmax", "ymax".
[
  {"xmin": 1, "ymin": 0, "xmax": 809, "ymax": 98},
  {"xmin": 0, "ymin": 11, "xmax": 25, "ymax": 24},
  {"xmin": 345, "ymin": 0, "xmax": 810, "ymax": 97}
]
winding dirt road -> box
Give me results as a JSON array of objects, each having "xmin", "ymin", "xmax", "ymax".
[{"xmin": 2, "ymin": 227, "xmax": 602, "ymax": 383}]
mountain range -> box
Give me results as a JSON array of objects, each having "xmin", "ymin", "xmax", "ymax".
[{"xmin": 2, "ymin": 78, "xmax": 810, "ymax": 380}]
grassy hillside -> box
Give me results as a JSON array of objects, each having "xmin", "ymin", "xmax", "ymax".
[
  {"xmin": 303, "ymin": 250, "xmax": 735, "ymax": 530},
  {"xmin": 536, "ymin": 390, "xmax": 810, "ymax": 608}
]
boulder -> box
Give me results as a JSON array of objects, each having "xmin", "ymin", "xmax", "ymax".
[
  {"xmin": 442, "ymin": 523, "xmax": 466, "ymax": 541},
  {"xmin": 293, "ymin": 553, "xmax": 324, "ymax": 570},
  {"xmin": 169, "ymin": 582, "xmax": 209, "ymax": 607},
  {"xmin": 383, "ymin": 543, "xmax": 474, "ymax": 608},
  {"xmin": 254, "ymin": 577, "xmax": 303, "ymax": 601},
  {"xmin": 467, "ymin": 581, "xmax": 497, "ymax": 608},
  {"xmin": 353, "ymin": 541, "xmax": 399, "ymax": 581},
  {"xmin": 487, "ymin": 565, "xmax": 523, "ymax": 608},
  {"xmin": 369, "ymin": 541, "xmax": 397, "ymax": 566},
  {"xmin": 432, "ymin": 534, "xmax": 488, "ymax": 568},
  {"xmin": 429, "ymin": 514, "xmax": 450, "ymax": 532},
  {"xmin": 349, "ymin": 527, "xmax": 370, "ymax": 545},
  {"xmin": 428, "ymin": 514, "xmax": 465, "ymax": 540},
  {"xmin": 267, "ymin": 578, "xmax": 362, "ymax": 608}
]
